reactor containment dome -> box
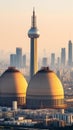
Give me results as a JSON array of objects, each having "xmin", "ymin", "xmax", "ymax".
[
  {"xmin": 26, "ymin": 67, "xmax": 66, "ymax": 109},
  {"xmin": 0, "ymin": 67, "xmax": 28, "ymax": 108}
]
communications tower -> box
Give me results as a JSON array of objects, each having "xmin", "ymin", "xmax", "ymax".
[{"xmin": 28, "ymin": 8, "xmax": 40, "ymax": 79}]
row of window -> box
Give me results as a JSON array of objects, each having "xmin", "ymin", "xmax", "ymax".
[
  {"xmin": 0, "ymin": 97, "xmax": 25, "ymax": 106},
  {"xmin": 27, "ymin": 98, "xmax": 64, "ymax": 109}
]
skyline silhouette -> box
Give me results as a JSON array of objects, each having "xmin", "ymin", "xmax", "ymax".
[{"xmin": 0, "ymin": 0, "xmax": 73, "ymax": 57}]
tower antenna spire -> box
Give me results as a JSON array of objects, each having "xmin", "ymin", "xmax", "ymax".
[
  {"xmin": 33, "ymin": 7, "xmax": 35, "ymax": 13},
  {"xmin": 33, "ymin": 7, "xmax": 35, "ymax": 17},
  {"xmin": 32, "ymin": 7, "xmax": 36, "ymax": 28}
]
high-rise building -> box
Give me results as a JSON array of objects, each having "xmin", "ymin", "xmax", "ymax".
[
  {"xmin": 61, "ymin": 48, "xmax": 66, "ymax": 66},
  {"xmin": 42, "ymin": 57, "xmax": 48, "ymax": 67},
  {"xmin": 51, "ymin": 53, "xmax": 55, "ymax": 69},
  {"xmin": 10, "ymin": 54, "xmax": 16, "ymax": 67},
  {"xmin": 68, "ymin": 40, "xmax": 72, "ymax": 66},
  {"xmin": 23, "ymin": 54, "xmax": 26, "ymax": 68},
  {"xmin": 57, "ymin": 57, "xmax": 60, "ymax": 69},
  {"xmin": 10, "ymin": 48, "xmax": 26, "ymax": 69},
  {"xmin": 16, "ymin": 48, "xmax": 22, "ymax": 68},
  {"xmin": 28, "ymin": 8, "xmax": 40, "ymax": 79}
]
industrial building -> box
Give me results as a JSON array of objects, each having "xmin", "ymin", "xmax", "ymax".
[
  {"xmin": 26, "ymin": 67, "xmax": 66, "ymax": 109},
  {"xmin": 0, "ymin": 67, "xmax": 28, "ymax": 108}
]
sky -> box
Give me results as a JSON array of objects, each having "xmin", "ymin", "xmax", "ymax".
[{"xmin": 0, "ymin": 0, "xmax": 73, "ymax": 60}]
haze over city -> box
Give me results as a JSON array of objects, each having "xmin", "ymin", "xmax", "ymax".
[
  {"xmin": 0, "ymin": 0, "xmax": 73, "ymax": 61},
  {"xmin": 0, "ymin": 1, "xmax": 73, "ymax": 129}
]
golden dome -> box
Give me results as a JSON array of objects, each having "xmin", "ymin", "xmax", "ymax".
[
  {"xmin": 27, "ymin": 67, "xmax": 65, "ymax": 109},
  {"xmin": 0, "ymin": 67, "xmax": 28, "ymax": 107}
]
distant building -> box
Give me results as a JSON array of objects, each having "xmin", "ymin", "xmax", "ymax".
[
  {"xmin": 23, "ymin": 54, "xmax": 26, "ymax": 68},
  {"xmin": 56, "ymin": 70, "xmax": 61, "ymax": 79},
  {"xmin": 61, "ymin": 48, "xmax": 66, "ymax": 66},
  {"xmin": 42, "ymin": 57, "xmax": 48, "ymax": 67},
  {"xmin": 51, "ymin": 53, "xmax": 55, "ymax": 69},
  {"xmin": 10, "ymin": 54, "xmax": 16, "ymax": 67},
  {"xmin": 52, "ymin": 113, "xmax": 73, "ymax": 125},
  {"xmin": 57, "ymin": 57, "xmax": 60, "ymax": 69},
  {"xmin": 10, "ymin": 48, "xmax": 26, "ymax": 69},
  {"xmin": 10, "ymin": 47, "xmax": 23, "ymax": 69},
  {"xmin": 68, "ymin": 40, "xmax": 72, "ymax": 66},
  {"xmin": 16, "ymin": 48, "xmax": 22, "ymax": 68}
]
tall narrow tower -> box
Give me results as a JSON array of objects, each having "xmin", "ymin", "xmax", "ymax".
[
  {"xmin": 61, "ymin": 48, "xmax": 66, "ymax": 66},
  {"xmin": 28, "ymin": 8, "xmax": 40, "ymax": 79},
  {"xmin": 68, "ymin": 40, "xmax": 72, "ymax": 66}
]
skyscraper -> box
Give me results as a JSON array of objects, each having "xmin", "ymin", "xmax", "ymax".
[
  {"xmin": 68, "ymin": 40, "xmax": 72, "ymax": 66},
  {"xmin": 42, "ymin": 57, "xmax": 48, "ymax": 67},
  {"xmin": 57, "ymin": 57, "xmax": 60, "ymax": 69},
  {"xmin": 10, "ymin": 54, "xmax": 16, "ymax": 67},
  {"xmin": 51, "ymin": 53, "xmax": 55, "ymax": 69},
  {"xmin": 61, "ymin": 48, "xmax": 66, "ymax": 66},
  {"xmin": 28, "ymin": 8, "xmax": 40, "ymax": 79},
  {"xmin": 23, "ymin": 54, "xmax": 26, "ymax": 68},
  {"xmin": 16, "ymin": 48, "xmax": 22, "ymax": 68}
]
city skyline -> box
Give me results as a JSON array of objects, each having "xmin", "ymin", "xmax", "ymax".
[
  {"xmin": 0, "ymin": 40, "xmax": 73, "ymax": 71},
  {"xmin": 0, "ymin": 1, "xmax": 73, "ymax": 128},
  {"xmin": 0, "ymin": 0, "xmax": 73, "ymax": 59}
]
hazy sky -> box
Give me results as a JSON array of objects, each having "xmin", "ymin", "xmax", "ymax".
[{"xmin": 0, "ymin": 0, "xmax": 73, "ymax": 58}]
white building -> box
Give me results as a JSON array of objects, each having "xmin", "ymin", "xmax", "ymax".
[{"xmin": 52, "ymin": 113, "xmax": 73, "ymax": 125}]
